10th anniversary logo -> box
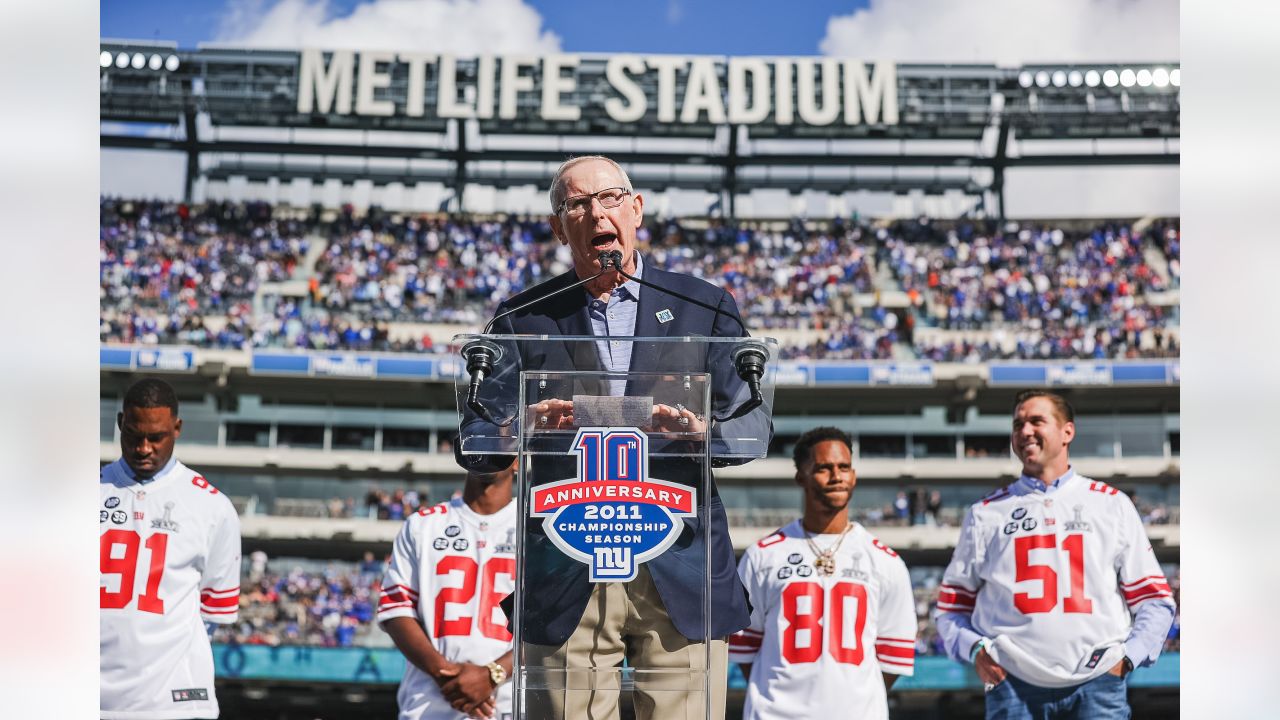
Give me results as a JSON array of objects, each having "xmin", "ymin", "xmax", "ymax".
[{"xmin": 532, "ymin": 427, "xmax": 695, "ymax": 582}]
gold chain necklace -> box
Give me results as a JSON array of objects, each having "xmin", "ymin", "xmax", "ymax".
[{"xmin": 804, "ymin": 523, "xmax": 852, "ymax": 577}]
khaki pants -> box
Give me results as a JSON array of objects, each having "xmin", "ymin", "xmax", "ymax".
[{"xmin": 522, "ymin": 565, "xmax": 727, "ymax": 720}]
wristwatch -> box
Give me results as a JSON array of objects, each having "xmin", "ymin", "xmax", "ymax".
[
  {"xmin": 486, "ymin": 661, "xmax": 507, "ymax": 687},
  {"xmin": 1121, "ymin": 656, "xmax": 1134, "ymax": 676}
]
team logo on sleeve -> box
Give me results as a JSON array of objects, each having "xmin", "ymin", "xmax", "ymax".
[
  {"xmin": 531, "ymin": 427, "xmax": 696, "ymax": 582},
  {"xmin": 787, "ymin": 553, "xmax": 803, "ymax": 565},
  {"xmin": 104, "ymin": 497, "xmax": 121, "ymax": 509},
  {"xmin": 1011, "ymin": 507, "xmax": 1027, "ymax": 520},
  {"xmin": 445, "ymin": 525, "xmax": 461, "ymax": 537}
]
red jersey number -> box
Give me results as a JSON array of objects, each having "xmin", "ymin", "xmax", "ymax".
[
  {"xmin": 1013, "ymin": 533, "xmax": 1094, "ymax": 615},
  {"xmin": 100, "ymin": 529, "xmax": 168, "ymax": 614},
  {"xmin": 780, "ymin": 581, "xmax": 868, "ymax": 665},
  {"xmin": 434, "ymin": 556, "xmax": 515, "ymax": 641}
]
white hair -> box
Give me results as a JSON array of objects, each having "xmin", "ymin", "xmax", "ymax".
[{"xmin": 548, "ymin": 155, "xmax": 634, "ymax": 212}]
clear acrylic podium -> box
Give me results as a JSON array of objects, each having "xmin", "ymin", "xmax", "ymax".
[{"xmin": 454, "ymin": 334, "xmax": 776, "ymax": 720}]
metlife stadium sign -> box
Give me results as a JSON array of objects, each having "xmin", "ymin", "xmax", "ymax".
[{"xmin": 296, "ymin": 51, "xmax": 898, "ymax": 128}]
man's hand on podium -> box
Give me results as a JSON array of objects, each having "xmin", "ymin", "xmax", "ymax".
[
  {"xmin": 526, "ymin": 398, "xmax": 705, "ymax": 433},
  {"xmin": 651, "ymin": 403, "xmax": 706, "ymax": 434},
  {"xmin": 527, "ymin": 398, "xmax": 575, "ymax": 430}
]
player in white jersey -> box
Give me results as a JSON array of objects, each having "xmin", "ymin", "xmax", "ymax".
[
  {"xmin": 730, "ymin": 427, "xmax": 916, "ymax": 720},
  {"xmin": 101, "ymin": 379, "xmax": 241, "ymax": 719},
  {"xmin": 937, "ymin": 390, "xmax": 1176, "ymax": 719},
  {"xmin": 380, "ymin": 453, "xmax": 518, "ymax": 720}
]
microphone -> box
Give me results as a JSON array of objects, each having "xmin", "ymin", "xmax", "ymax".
[
  {"xmin": 606, "ymin": 249, "xmax": 769, "ymax": 423},
  {"xmin": 461, "ymin": 251, "xmax": 621, "ymax": 427}
]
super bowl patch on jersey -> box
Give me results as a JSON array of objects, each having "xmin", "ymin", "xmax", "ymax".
[{"xmin": 531, "ymin": 427, "xmax": 696, "ymax": 582}]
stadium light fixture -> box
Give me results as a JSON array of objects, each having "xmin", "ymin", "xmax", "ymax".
[
  {"xmin": 149, "ymin": 54, "xmax": 162, "ymax": 71},
  {"xmin": 1051, "ymin": 70, "xmax": 1067, "ymax": 87},
  {"xmin": 115, "ymin": 52, "xmax": 129, "ymax": 68},
  {"xmin": 131, "ymin": 52, "xmax": 145, "ymax": 69},
  {"xmin": 1085, "ymin": 69, "xmax": 1101, "ymax": 87},
  {"xmin": 1018, "ymin": 71, "xmax": 1033, "ymax": 88},
  {"xmin": 1102, "ymin": 69, "xmax": 1119, "ymax": 87},
  {"xmin": 165, "ymin": 55, "xmax": 180, "ymax": 72},
  {"xmin": 1170, "ymin": 68, "xmax": 1180, "ymax": 87},
  {"xmin": 1035, "ymin": 71, "xmax": 1050, "ymax": 88},
  {"xmin": 1152, "ymin": 68, "xmax": 1170, "ymax": 87},
  {"xmin": 100, "ymin": 51, "xmax": 113, "ymax": 68},
  {"xmin": 1068, "ymin": 70, "xmax": 1083, "ymax": 87},
  {"xmin": 1119, "ymin": 68, "xmax": 1136, "ymax": 87},
  {"xmin": 1136, "ymin": 68, "xmax": 1153, "ymax": 87}
]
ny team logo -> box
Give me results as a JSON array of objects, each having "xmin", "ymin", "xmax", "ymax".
[{"xmin": 532, "ymin": 427, "xmax": 695, "ymax": 582}]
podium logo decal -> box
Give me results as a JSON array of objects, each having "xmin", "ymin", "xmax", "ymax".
[{"xmin": 532, "ymin": 427, "xmax": 696, "ymax": 582}]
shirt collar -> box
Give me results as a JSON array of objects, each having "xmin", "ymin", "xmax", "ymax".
[
  {"xmin": 618, "ymin": 252, "xmax": 643, "ymax": 301},
  {"xmin": 120, "ymin": 456, "xmax": 179, "ymax": 485},
  {"xmin": 1018, "ymin": 466, "xmax": 1076, "ymax": 494}
]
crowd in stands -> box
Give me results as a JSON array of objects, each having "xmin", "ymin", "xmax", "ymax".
[
  {"xmin": 886, "ymin": 218, "xmax": 1180, "ymax": 361},
  {"xmin": 211, "ymin": 551, "xmax": 386, "ymax": 648},
  {"xmin": 216, "ymin": 552, "xmax": 1181, "ymax": 657},
  {"xmin": 100, "ymin": 199, "xmax": 1180, "ymax": 361}
]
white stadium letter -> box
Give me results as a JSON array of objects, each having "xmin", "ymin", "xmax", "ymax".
[
  {"xmin": 773, "ymin": 58, "xmax": 794, "ymax": 125},
  {"xmin": 843, "ymin": 60, "xmax": 899, "ymax": 125},
  {"xmin": 796, "ymin": 58, "xmax": 841, "ymax": 126},
  {"xmin": 728, "ymin": 57, "xmax": 771, "ymax": 125},
  {"xmin": 398, "ymin": 52, "xmax": 435, "ymax": 118},
  {"xmin": 499, "ymin": 56, "xmax": 538, "ymax": 120},
  {"xmin": 355, "ymin": 51, "xmax": 396, "ymax": 117},
  {"xmin": 541, "ymin": 54, "xmax": 581, "ymax": 122},
  {"xmin": 680, "ymin": 57, "xmax": 726, "ymax": 124},
  {"xmin": 605, "ymin": 55, "xmax": 648, "ymax": 123},
  {"xmin": 475, "ymin": 55, "xmax": 497, "ymax": 120},
  {"xmin": 298, "ymin": 49, "xmax": 354, "ymax": 115},
  {"xmin": 436, "ymin": 54, "xmax": 473, "ymax": 119},
  {"xmin": 647, "ymin": 55, "xmax": 686, "ymax": 124}
]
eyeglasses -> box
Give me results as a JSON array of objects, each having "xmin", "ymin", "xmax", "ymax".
[{"xmin": 557, "ymin": 187, "xmax": 631, "ymax": 218}]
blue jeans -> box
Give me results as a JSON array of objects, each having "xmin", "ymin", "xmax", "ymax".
[{"xmin": 985, "ymin": 671, "xmax": 1130, "ymax": 720}]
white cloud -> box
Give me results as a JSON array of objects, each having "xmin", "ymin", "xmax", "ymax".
[
  {"xmin": 215, "ymin": 0, "xmax": 561, "ymax": 55},
  {"xmin": 820, "ymin": 0, "xmax": 1178, "ymax": 65},
  {"xmin": 666, "ymin": 0, "xmax": 684, "ymax": 25}
]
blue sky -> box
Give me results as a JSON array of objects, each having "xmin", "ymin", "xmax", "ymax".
[{"xmin": 101, "ymin": 0, "xmax": 868, "ymax": 55}]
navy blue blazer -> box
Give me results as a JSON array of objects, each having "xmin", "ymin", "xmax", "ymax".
[{"xmin": 463, "ymin": 265, "xmax": 770, "ymax": 646}]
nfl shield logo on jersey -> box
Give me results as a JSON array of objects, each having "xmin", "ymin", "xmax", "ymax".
[{"xmin": 531, "ymin": 427, "xmax": 696, "ymax": 582}]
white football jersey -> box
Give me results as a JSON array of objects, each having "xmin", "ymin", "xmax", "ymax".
[
  {"xmin": 938, "ymin": 472, "xmax": 1176, "ymax": 688},
  {"xmin": 730, "ymin": 521, "xmax": 916, "ymax": 720},
  {"xmin": 379, "ymin": 497, "xmax": 517, "ymax": 720},
  {"xmin": 100, "ymin": 459, "xmax": 241, "ymax": 719}
]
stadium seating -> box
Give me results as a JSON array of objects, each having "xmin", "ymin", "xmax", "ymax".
[{"xmin": 100, "ymin": 199, "xmax": 1180, "ymax": 361}]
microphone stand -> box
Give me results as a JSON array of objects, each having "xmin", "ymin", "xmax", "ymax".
[{"xmin": 461, "ymin": 252, "xmax": 622, "ymax": 427}]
